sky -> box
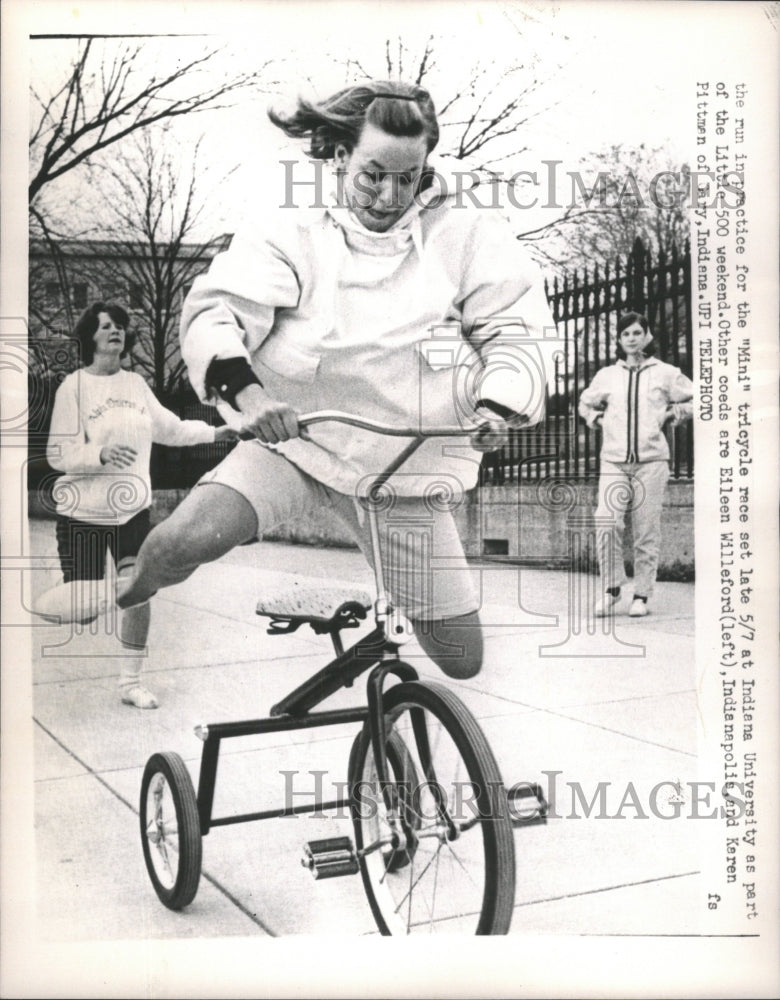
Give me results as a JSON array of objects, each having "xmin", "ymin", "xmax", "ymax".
[{"xmin": 21, "ymin": 0, "xmax": 773, "ymax": 252}]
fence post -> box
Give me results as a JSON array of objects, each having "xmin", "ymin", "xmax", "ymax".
[{"xmin": 629, "ymin": 236, "xmax": 647, "ymax": 314}]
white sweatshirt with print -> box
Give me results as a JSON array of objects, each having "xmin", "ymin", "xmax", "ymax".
[{"xmin": 47, "ymin": 369, "xmax": 215, "ymax": 523}]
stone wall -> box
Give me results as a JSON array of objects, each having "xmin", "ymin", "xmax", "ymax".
[{"xmin": 144, "ymin": 479, "xmax": 695, "ymax": 580}]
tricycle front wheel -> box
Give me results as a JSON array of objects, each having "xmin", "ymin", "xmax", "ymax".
[
  {"xmin": 140, "ymin": 751, "xmax": 202, "ymax": 910},
  {"xmin": 349, "ymin": 681, "xmax": 516, "ymax": 935}
]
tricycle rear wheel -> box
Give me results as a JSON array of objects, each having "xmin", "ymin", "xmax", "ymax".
[{"xmin": 140, "ymin": 751, "xmax": 202, "ymax": 910}]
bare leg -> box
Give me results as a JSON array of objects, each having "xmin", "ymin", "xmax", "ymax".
[
  {"xmin": 414, "ymin": 610, "xmax": 483, "ymax": 679},
  {"xmin": 117, "ymin": 484, "xmax": 258, "ymax": 609},
  {"xmin": 119, "ymin": 596, "xmax": 150, "ymax": 651}
]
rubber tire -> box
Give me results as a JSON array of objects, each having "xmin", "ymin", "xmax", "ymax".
[
  {"xmin": 349, "ymin": 680, "xmax": 516, "ymax": 935},
  {"xmin": 140, "ymin": 751, "xmax": 202, "ymax": 910}
]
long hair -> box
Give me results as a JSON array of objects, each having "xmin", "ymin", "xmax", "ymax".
[
  {"xmin": 268, "ymin": 80, "xmax": 439, "ymax": 160},
  {"xmin": 616, "ymin": 311, "xmax": 657, "ymax": 360},
  {"xmin": 73, "ymin": 302, "xmax": 133, "ymax": 366}
]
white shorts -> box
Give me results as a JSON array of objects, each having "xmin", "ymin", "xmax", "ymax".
[{"xmin": 198, "ymin": 440, "xmax": 478, "ymax": 621}]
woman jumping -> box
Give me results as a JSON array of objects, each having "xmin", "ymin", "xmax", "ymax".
[{"xmin": 115, "ymin": 80, "xmax": 562, "ymax": 679}]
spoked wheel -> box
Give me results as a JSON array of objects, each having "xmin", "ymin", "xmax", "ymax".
[
  {"xmin": 349, "ymin": 681, "xmax": 515, "ymax": 935},
  {"xmin": 140, "ymin": 751, "xmax": 202, "ymax": 910}
]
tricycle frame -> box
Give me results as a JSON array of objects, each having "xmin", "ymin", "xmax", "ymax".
[
  {"xmin": 194, "ymin": 623, "xmax": 419, "ymax": 836},
  {"xmin": 141, "ymin": 408, "xmax": 525, "ymax": 933}
]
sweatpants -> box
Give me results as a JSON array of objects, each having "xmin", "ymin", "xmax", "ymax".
[{"xmin": 594, "ymin": 459, "xmax": 669, "ymax": 597}]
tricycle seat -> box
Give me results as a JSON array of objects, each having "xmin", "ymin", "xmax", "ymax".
[{"xmin": 256, "ymin": 574, "xmax": 372, "ymax": 634}]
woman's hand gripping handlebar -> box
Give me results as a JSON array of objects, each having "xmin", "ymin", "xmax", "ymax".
[{"xmin": 234, "ymin": 397, "xmax": 528, "ymax": 450}]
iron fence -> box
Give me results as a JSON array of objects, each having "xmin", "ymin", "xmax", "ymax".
[{"xmin": 480, "ymin": 237, "xmax": 693, "ymax": 485}]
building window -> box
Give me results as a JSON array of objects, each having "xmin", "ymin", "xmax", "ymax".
[
  {"xmin": 72, "ymin": 283, "xmax": 88, "ymax": 310},
  {"xmin": 45, "ymin": 281, "xmax": 61, "ymax": 306},
  {"xmin": 129, "ymin": 283, "xmax": 144, "ymax": 310}
]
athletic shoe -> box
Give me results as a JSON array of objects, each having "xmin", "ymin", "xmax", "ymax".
[
  {"xmin": 594, "ymin": 591, "xmax": 620, "ymax": 617},
  {"xmin": 33, "ymin": 580, "xmax": 114, "ymax": 624},
  {"xmin": 120, "ymin": 684, "xmax": 159, "ymax": 709},
  {"xmin": 629, "ymin": 598, "xmax": 648, "ymax": 617}
]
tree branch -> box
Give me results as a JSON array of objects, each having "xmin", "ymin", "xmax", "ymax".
[{"xmin": 29, "ymin": 39, "xmax": 275, "ymax": 202}]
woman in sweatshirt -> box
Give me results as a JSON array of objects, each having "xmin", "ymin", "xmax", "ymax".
[
  {"xmin": 115, "ymin": 79, "xmax": 562, "ymax": 680},
  {"xmin": 579, "ymin": 312, "xmax": 693, "ymax": 617},
  {"xmin": 42, "ymin": 302, "xmax": 236, "ymax": 707}
]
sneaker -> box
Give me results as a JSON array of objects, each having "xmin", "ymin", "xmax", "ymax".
[
  {"xmin": 629, "ymin": 598, "xmax": 648, "ymax": 618},
  {"xmin": 594, "ymin": 591, "xmax": 620, "ymax": 617},
  {"xmin": 120, "ymin": 684, "xmax": 159, "ymax": 709},
  {"xmin": 34, "ymin": 580, "xmax": 114, "ymax": 625}
]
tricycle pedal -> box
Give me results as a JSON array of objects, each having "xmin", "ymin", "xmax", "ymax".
[
  {"xmin": 508, "ymin": 781, "xmax": 548, "ymax": 827},
  {"xmin": 301, "ymin": 836, "xmax": 359, "ymax": 879}
]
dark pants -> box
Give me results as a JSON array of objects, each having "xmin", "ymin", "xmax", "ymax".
[{"xmin": 56, "ymin": 509, "xmax": 151, "ymax": 583}]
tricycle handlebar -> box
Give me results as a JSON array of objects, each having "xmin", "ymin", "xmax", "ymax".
[
  {"xmin": 300, "ymin": 410, "xmax": 475, "ymax": 437},
  {"xmin": 238, "ymin": 400, "xmax": 522, "ymax": 440}
]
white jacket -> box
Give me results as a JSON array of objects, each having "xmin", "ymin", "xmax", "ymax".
[
  {"xmin": 578, "ymin": 358, "xmax": 693, "ymax": 464},
  {"xmin": 180, "ymin": 178, "xmax": 563, "ymax": 496}
]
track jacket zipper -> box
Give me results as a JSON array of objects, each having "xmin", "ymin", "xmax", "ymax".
[{"xmin": 625, "ymin": 367, "xmax": 642, "ymax": 462}]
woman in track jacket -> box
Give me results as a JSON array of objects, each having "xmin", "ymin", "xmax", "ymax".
[{"xmin": 578, "ymin": 312, "xmax": 693, "ymax": 617}]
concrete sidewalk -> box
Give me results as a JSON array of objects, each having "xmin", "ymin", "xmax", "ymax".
[{"xmin": 28, "ymin": 518, "xmax": 699, "ymax": 941}]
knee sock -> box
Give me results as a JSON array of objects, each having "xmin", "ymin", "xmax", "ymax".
[{"xmin": 117, "ymin": 589, "xmax": 157, "ymax": 708}]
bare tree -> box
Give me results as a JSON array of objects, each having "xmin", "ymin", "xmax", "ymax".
[
  {"xmin": 75, "ymin": 128, "xmax": 231, "ymax": 395},
  {"xmin": 340, "ymin": 28, "xmax": 565, "ymax": 175},
  {"xmin": 29, "ymin": 204, "xmax": 78, "ymax": 337},
  {"xmin": 523, "ymin": 144, "xmax": 691, "ymax": 273},
  {"xmin": 28, "ymin": 35, "xmax": 275, "ymax": 369},
  {"xmin": 29, "ymin": 36, "xmax": 275, "ymax": 204},
  {"xmin": 333, "ymin": 26, "xmax": 595, "ymax": 271},
  {"xmin": 336, "ymin": 31, "xmax": 690, "ymax": 277},
  {"xmin": 29, "ymin": 173, "xmax": 109, "ymax": 338}
]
